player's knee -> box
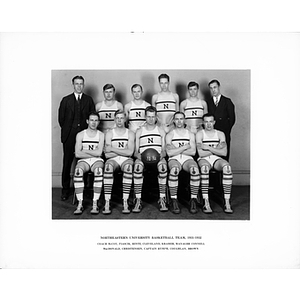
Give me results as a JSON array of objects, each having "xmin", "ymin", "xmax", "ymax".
[
  {"xmin": 200, "ymin": 165, "xmax": 209, "ymax": 174},
  {"xmin": 134, "ymin": 162, "xmax": 143, "ymax": 173},
  {"xmin": 190, "ymin": 165, "xmax": 200, "ymax": 175},
  {"xmin": 158, "ymin": 162, "xmax": 167, "ymax": 173},
  {"xmin": 104, "ymin": 163, "xmax": 114, "ymax": 174},
  {"xmin": 93, "ymin": 167, "xmax": 103, "ymax": 176},
  {"xmin": 170, "ymin": 166, "xmax": 180, "ymax": 176},
  {"xmin": 223, "ymin": 164, "xmax": 232, "ymax": 174},
  {"xmin": 75, "ymin": 167, "xmax": 84, "ymax": 177},
  {"xmin": 124, "ymin": 163, "xmax": 133, "ymax": 174}
]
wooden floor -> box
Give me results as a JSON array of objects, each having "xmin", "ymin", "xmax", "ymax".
[{"xmin": 52, "ymin": 183, "xmax": 250, "ymax": 220}]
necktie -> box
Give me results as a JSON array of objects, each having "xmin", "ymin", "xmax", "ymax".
[
  {"xmin": 215, "ymin": 97, "xmax": 219, "ymax": 106},
  {"xmin": 78, "ymin": 95, "xmax": 81, "ymax": 101}
]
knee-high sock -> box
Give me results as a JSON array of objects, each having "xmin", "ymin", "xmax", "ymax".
[
  {"xmin": 123, "ymin": 165, "xmax": 133, "ymax": 201},
  {"xmin": 200, "ymin": 166, "xmax": 209, "ymax": 200},
  {"xmin": 93, "ymin": 167, "xmax": 103, "ymax": 201},
  {"xmin": 74, "ymin": 168, "xmax": 84, "ymax": 201},
  {"xmin": 222, "ymin": 166, "xmax": 233, "ymax": 201},
  {"xmin": 190, "ymin": 166, "xmax": 200, "ymax": 199},
  {"xmin": 103, "ymin": 164, "xmax": 114, "ymax": 201},
  {"xmin": 158, "ymin": 163, "xmax": 167, "ymax": 198},
  {"xmin": 168, "ymin": 167, "xmax": 179, "ymax": 199},
  {"xmin": 133, "ymin": 164, "xmax": 143, "ymax": 199}
]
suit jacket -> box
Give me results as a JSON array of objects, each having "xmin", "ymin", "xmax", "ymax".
[
  {"xmin": 58, "ymin": 93, "xmax": 95, "ymax": 143},
  {"xmin": 206, "ymin": 95, "xmax": 236, "ymax": 137}
]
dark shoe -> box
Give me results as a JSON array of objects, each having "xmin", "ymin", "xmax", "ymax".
[
  {"xmin": 61, "ymin": 190, "xmax": 69, "ymax": 201},
  {"xmin": 189, "ymin": 198, "xmax": 198, "ymax": 214},
  {"xmin": 170, "ymin": 198, "xmax": 180, "ymax": 214}
]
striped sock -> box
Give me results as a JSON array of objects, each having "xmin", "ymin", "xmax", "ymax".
[
  {"xmin": 93, "ymin": 167, "xmax": 103, "ymax": 201},
  {"xmin": 190, "ymin": 166, "xmax": 200, "ymax": 199},
  {"xmin": 133, "ymin": 163, "xmax": 143, "ymax": 199},
  {"xmin": 123, "ymin": 166, "xmax": 133, "ymax": 201},
  {"xmin": 74, "ymin": 168, "xmax": 84, "ymax": 201},
  {"xmin": 200, "ymin": 165, "xmax": 210, "ymax": 201},
  {"xmin": 103, "ymin": 163, "xmax": 114, "ymax": 201}
]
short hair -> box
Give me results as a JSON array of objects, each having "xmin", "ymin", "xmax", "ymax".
[
  {"xmin": 188, "ymin": 81, "xmax": 199, "ymax": 89},
  {"xmin": 145, "ymin": 105, "xmax": 157, "ymax": 115},
  {"xmin": 87, "ymin": 111, "xmax": 100, "ymax": 121},
  {"xmin": 173, "ymin": 111, "xmax": 185, "ymax": 119},
  {"xmin": 72, "ymin": 75, "xmax": 84, "ymax": 84},
  {"xmin": 131, "ymin": 83, "xmax": 143, "ymax": 92},
  {"xmin": 114, "ymin": 109, "xmax": 125, "ymax": 117},
  {"xmin": 103, "ymin": 83, "xmax": 115, "ymax": 92},
  {"xmin": 158, "ymin": 73, "xmax": 170, "ymax": 82},
  {"xmin": 208, "ymin": 79, "xmax": 220, "ymax": 87},
  {"xmin": 203, "ymin": 113, "xmax": 215, "ymax": 121}
]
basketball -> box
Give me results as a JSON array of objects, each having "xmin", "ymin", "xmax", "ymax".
[{"xmin": 141, "ymin": 148, "xmax": 160, "ymax": 166}]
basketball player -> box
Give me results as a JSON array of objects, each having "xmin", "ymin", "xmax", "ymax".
[
  {"xmin": 196, "ymin": 113, "xmax": 233, "ymax": 214},
  {"xmin": 124, "ymin": 84, "xmax": 150, "ymax": 133},
  {"xmin": 102, "ymin": 110, "xmax": 135, "ymax": 214},
  {"xmin": 133, "ymin": 106, "xmax": 168, "ymax": 212},
  {"xmin": 180, "ymin": 81, "xmax": 208, "ymax": 133},
  {"xmin": 73, "ymin": 112, "xmax": 104, "ymax": 215},
  {"xmin": 152, "ymin": 73, "xmax": 179, "ymax": 133},
  {"xmin": 166, "ymin": 112, "xmax": 200, "ymax": 214},
  {"xmin": 96, "ymin": 84, "xmax": 123, "ymax": 134}
]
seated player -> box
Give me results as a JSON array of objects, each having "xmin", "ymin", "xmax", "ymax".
[
  {"xmin": 152, "ymin": 73, "xmax": 179, "ymax": 133},
  {"xmin": 102, "ymin": 110, "xmax": 135, "ymax": 214},
  {"xmin": 73, "ymin": 112, "xmax": 104, "ymax": 215},
  {"xmin": 166, "ymin": 112, "xmax": 200, "ymax": 214},
  {"xmin": 195, "ymin": 113, "xmax": 233, "ymax": 214},
  {"xmin": 124, "ymin": 83, "xmax": 150, "ymax": 133},
  {"xmin": 96, "ymin": 83, "xmax": 123, "ymax": 134},
  {"xmin": 180, "ymin": 81, "xmax": 208, "ymax": 133},
  {"xmin": 132, "ymin": 106, "xmax": 168, "ymax": 212}
]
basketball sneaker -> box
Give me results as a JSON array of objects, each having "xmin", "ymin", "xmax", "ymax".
[
  {"xmin": 158, "ymin": 197, "xmax": 168, "ymax": 212},
  {"xmin": 170, "ymin": 198, "xmax": 180, "ymax": 214},
  {"xmin": 132, "ymin": 198, "xmax": 142, "ymax": 213},
  {"xmin": 202, "ymin": 199, "xmax": 212, "ymax": 214},
  {"xmin": 91, "ymin": 202, "xmax": 99, "ymax": 214},
  {"xmin": 189, "ymin": 198, "xmax": 198, "ymax": 214},
  {"xmin": 122, "ymin": 199, "xmax": 130, "ymax": 214},
  {"xmin": 74, "ymin": 203, "xmax": 83, "ymax": 215},
  {"xmin": 102, "ymin": 200, "xmax": 111, "ymax": 215},
  {"xmin": 224, "ymin": 201, "xmax": 233, "ymax": 214}
]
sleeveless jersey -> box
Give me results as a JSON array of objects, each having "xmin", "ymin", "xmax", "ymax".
[
  {"xmin": 201, "ymin": 129, "xmax": 220, "ymax": 148},
  {"xmin": 171, "ymin": 129, "xmax": 190, "ymax": 148},
  {"xmin": 184, "ymin": 99, "xmax": 204, "ymax": 122},
  {"xmin": 156, "ymin": 92, "xmax": 177, "ymax": 124},
  {"xmin": 97, "ymin": 100, "xmax": 119, "ymax": 127},
  {"xmin": 111, "ymin": 128, "xmax": 129, "ymax": 151},
  {"xmin": 82, "ymin": 130, "xmax": 101, "ymax": 151},
  {"xmin": 128, "ymin": 100, "xmax": 148, "ymax": 132},
  {"xmin": 139, "ymin": 126, "xmax": 162, "ymax": 154}
]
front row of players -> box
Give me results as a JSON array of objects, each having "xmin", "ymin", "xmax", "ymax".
[{"xmin": 73, "ymin": 107, "xmax": 233, "ymax": 215}]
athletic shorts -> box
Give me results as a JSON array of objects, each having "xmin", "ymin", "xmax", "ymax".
[
  {"xmin": 197, "ymin": 155, "xmax": 221, "ymax": 167},
  {"xmin": 169, "ymin": 154, "xmax": 194, "ymax": 166},
  {"xmin": 77, "ymin": 157, "xmax": 103, "ymax": 168},
  {"xmin": 107, "ymin": 156, "xmax": 133, "ymax": 168}
]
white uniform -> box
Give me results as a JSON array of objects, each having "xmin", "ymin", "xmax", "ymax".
[
  {"xmin": 156, "ymin": 92, "xmax": 177, "ymax": 127},
  {"xmin": 184, "ymin": 98, "xmax": 204, "ymax": 133},
  {"xmin": 128, "ymin": 100, "xmax": 148, "ymax": 133},
  {"xmin": 109, "ymin": 128, "xmax": 132, "ymax": 166},
  {"xmin": 97, "ymin": 101, "xmax": 119, "ymax": 132},
  {"xmin": 198, "ymin": 129, "xmax": 221, "ymax": 166},
  {"xmin": 169, "ymin": 129, "xmax": 193, "ymax": 165},
  {"xmin": 139, "ymin": 126, "xmax": 162, "ymax": 154},
  {"xmin": 78, "ymin": 130, "xmax": 103, "ymax": 166}
]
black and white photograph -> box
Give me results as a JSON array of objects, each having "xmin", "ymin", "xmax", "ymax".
[{"xmin": 52, "ymin": 69, "xmax": 250, "ymax": 220}]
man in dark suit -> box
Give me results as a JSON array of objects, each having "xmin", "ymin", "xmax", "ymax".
[
  {"xmin": 58, "ymin": 75, "xmax": 95, "ymax": 200},
  {"xmin": 206, "ymin": 79, "xmax": 236, "ymax": 161}
]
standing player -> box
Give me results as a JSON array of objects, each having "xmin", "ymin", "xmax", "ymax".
[
  {"xmin": 152, "ymin": 73, "xmax": 179, "ymax": 133},
  {"xmin": 196, "ymin": 113, "xmax": 233, "ymax": 214},
  {"xmin": 102, "ymin": 110, "xmax": 135, "ymax": 215},
  {"xmin": 180, "ymin": 81, "xmax": 208, "ymax": 133},
  {"xmin": 132, "ymin": 106, "xmax": 168, "ymax": 212},
  {"xmin": 166, "ymin": 112, "xmax": 200, "ymax": 214},
  {"xmin": 96, "ymin": 84, "xmax": 123, "ymax": 134},
  {"xmin": 124, "ymin": 84, "xmax": 150, "ymax": 133},
  {"xmin": 73, "ymin": 112, "xmax": 104, "ymax": 215}
]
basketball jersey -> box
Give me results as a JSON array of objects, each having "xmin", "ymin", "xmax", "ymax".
[
  {"xmin": 171, "ymin": 129, "xmax": 190, "ymax": 148},
  {"xmin": 184, "ymin": 99, "xmax": 204, "ymax": 122},
  {"xmin": 82, "ymin": 130, "xmax": 101, "ymax": 151},
  {"xmin": 111, "ymin": 128, "xmax": 129, "ymax": 151},
  {"xmin": 97, "ymin": 100, "xmax": 119, "ymax": 129},
  {"xmin": 156, "ymin": 92, "xmax": 177, "ymax": 124},
  {"xmin": 128, "ymin": 100, "xmax": 148, "ymax": 132},
  {"xmin": 201, "ymin": 129, "xmax": 220, "ymax": 148},
  {"xmin": 139, "ymin": 126, "xmax": 162, "ymax": 154}
]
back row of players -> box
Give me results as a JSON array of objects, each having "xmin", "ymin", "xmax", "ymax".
[{"xmin": 73, "ymin": 88, "xmax": 233, "ymax": 215}]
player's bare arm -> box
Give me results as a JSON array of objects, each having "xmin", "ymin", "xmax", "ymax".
[
  {"xmin": 179, "ymin": 100, "xmax": 187, "ymax": 113},
  {"xmin": 166, "ymin": 131, "xmax": 189, "ymax": 157},
  {"xmin": 75, "ymin": 131, "xmax": 93, "ymax": 159},
  {"xmin": 195, "ymin": 131, "xmax": 212, "ymax": 158},
  {"xmin": 158, "ymin": 127, "xmax": 166, "ymax": 159},
  {"xmin": 134, "ymin": 128, "xmax": 142, "ymax": 160},
  {"xmin": 182, "ymin": 132, "xmax": 196, "ymax": 156}
]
